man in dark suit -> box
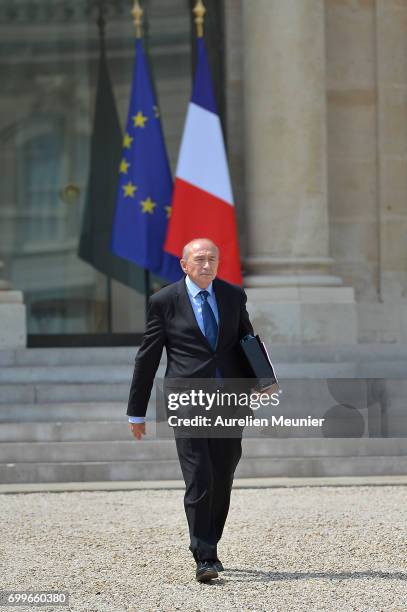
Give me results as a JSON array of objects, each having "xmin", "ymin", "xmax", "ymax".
[{"xmin": 128, "ymin": 238, "xmax": 254, "ymax": 582}]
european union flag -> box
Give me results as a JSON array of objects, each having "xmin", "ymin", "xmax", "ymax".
[{"xmin": 110, "ymin": 39, "xmax": 182, "ymax": 283}]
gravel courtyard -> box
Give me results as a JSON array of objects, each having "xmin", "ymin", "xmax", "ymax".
[{"xmin": 1, "ymin": 485, "xmax": 406, "ymax": 612}]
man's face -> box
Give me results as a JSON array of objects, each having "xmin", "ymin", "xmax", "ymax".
[{"xmin": 180, "ymin": 241, "xmax": 219, "ymax": 289}]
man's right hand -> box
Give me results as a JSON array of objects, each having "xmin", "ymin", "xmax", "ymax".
[{"xmin": 129, "ymin": 422, "xmax": 146, "ymax": 440}]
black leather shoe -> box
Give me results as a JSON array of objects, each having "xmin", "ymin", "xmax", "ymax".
[
  {"xmin": 213, "ymin": 559, "xmax": 224, "ymax": 572},
  {"xmin": 196, "ymin": 560, "xmax": 218, "ymax": 582}
]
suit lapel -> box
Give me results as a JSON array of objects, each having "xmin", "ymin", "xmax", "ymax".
[{"xmin": 212, "ymin": 278, "xmax": 226, "ymax": 350}]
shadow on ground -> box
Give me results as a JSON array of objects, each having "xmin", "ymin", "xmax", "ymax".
[{"xmin": 201, "ymin": 569, "xmax": 407, "ymax": 586}]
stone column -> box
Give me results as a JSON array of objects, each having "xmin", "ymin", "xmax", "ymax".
[
  {"xmin": 241, "ymin": 0, "xmax": 356, "ymax": 343},
  {"xmin": 0, "ymin": 261, "xmax": 26, "ymax": 349}
]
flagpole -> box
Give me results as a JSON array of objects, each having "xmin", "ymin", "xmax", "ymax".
[
  {"xmin": 191, "ymin": 1, "xmax": 205, "ymax": 92},
  {"xmin": 131, "ymin": 0, "xmax": 143, "ymax": 39},
  {"xmin": 131, "ymin": 1, "xmax": 152, "ymax": 313},
  {"xmin": 193, "ymin": 0, "xmax": 206, "ymax": 37},
  {"xmin": 96, "ymin": 0, "xmax": 113, "ymax": 334}
]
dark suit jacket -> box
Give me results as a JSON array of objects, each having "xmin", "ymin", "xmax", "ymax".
[{"xmin": 127, "ymin": 276, "xmax": 254, "ymax": 418}]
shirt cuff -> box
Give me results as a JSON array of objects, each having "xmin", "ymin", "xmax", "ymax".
[{"xmin": 128, "ymin": 416, "xmax": 146, "ymax": 424}]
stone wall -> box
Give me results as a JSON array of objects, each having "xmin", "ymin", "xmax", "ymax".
[{"xmin": 225, "ymin": 0, "xmax": 407, "ymax": 343}]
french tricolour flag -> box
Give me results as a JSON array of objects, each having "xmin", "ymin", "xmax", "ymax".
[{"xmin": 164, "ymin": 37, "xmax": 242, "ymax": 285}]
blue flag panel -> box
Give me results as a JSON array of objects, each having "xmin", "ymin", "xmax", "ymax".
[
  {"xmin": 110, "ymin": 39, "xmax": 182, "ymax": 283},
  {"xmin": 191, "ymin": 38, "xmax": 218, "ymax": 114}
]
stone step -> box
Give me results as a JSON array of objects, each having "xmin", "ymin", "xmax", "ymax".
[
  {"xmin": 0, "ymin": 362, "xmax": 406, "ymax": 387},
  {"xmin": 1, "ymin": 438, "xmax": 406, "ymax": 463},
  {"xmin": 0, "ymin": 347, "xmax": 137, "ymax": 367},
  {"xmin": 0, "ymin": 383, "xmax": 142, "ymax": 405},
  {"xmin": 0, "ymin": 420, "xmax": 132, "ymax": 441},
  {"xmin": 1, "ymin": 417, "xmax": 406, "ymax": 443},
  {"xmin": 1, "ymin": 397, "xmax": 406, "ymax": 428},
  {"xmin": 2, "ymin": 344, "xmax": 407, "ymax": 368},
  {"xmin": 0, "ymin": 364, "xmax": 165, "ymax": 384},
  {"xmin": 0, "ymin": 403, "xmax": 130, "ymax": 422},
  {"xmin": 2, "ymin": 455, "xmax": 407, "ymax": 483},
  {"xmin": 1, "ymin": 371, "xmax": 406, "ymax": 410},
  {"xmin": 0, "ymin": 383, "xmax": 136, "ymax": 404},
  {"xmin": 0, "ymin": 365, "xmax": 134, "ymax": 384},
  {"xmin": 0, "ymin": 364, "xmax": 165, "ymax": 390},
  {"xmin": 1, "ymin": 345, "xmax": 405, "ymax": 483}
]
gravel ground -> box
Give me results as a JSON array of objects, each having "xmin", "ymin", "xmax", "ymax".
[{"xmin": 0, "ymin": 485, "xmax": 406, "ymax": 612}]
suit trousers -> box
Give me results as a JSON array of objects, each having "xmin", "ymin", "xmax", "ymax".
[{"xmin": 174, "ymin": 435, "xmax": 242, "ymax": 562}]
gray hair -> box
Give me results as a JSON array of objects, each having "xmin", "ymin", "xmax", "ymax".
[{"xmin": 182, "ymin": 238, "xmax": 219, "ymax": 261}]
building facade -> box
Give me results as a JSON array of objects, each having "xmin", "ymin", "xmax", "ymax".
[{"xmin": 1, "ymin": 0, "xmax": 407, "ymax": 347}]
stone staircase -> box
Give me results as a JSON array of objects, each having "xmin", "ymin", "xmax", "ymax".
[{"xmin": 0, "ymin": 345, "xmax": 406, "ymax": 483}]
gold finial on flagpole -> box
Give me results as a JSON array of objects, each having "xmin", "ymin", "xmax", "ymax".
[
  {"xmin": 193, "ymin": 0, "xmax": 206, "ymax": 38},
  {"xmin": 131, "ymin": 0, "xmax": 143, "ymax": 39}
]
